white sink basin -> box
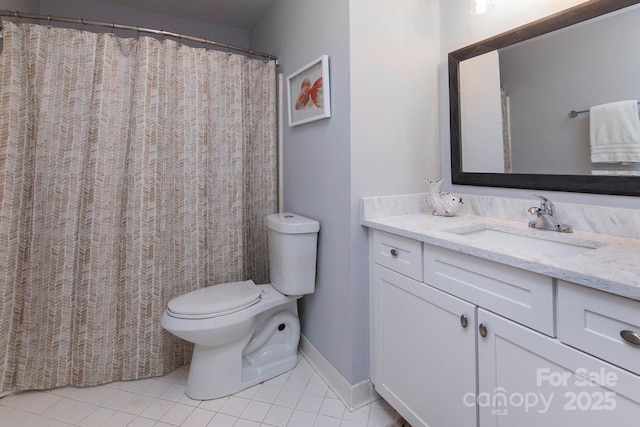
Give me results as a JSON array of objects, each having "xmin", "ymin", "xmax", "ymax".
[{"xmin": 448, "ymin": 225, "xmax": 604, "ymax": 258}]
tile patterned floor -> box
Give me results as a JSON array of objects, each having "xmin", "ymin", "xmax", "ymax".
[{"xmin": 0, "ymin": 356, "xmax": 406, "ymax": 427}]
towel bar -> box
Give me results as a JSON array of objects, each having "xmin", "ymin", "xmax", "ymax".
[{"xmin": 569, "ymin": 101, "xmax": 640, "ymax": 118}]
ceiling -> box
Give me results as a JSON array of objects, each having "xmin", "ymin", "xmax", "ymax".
[{"xmin": 98, "ymin": 0, "xmax": 275, "ymax": 29}]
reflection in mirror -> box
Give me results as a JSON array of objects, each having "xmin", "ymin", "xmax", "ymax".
[{"xmin": 450, "ymin": 0, "xmax": 640, "ymax": 196}]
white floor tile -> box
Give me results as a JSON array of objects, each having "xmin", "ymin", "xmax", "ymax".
[
  {"xmin": 197, "ymin": 396, "xmax": 227, "ymax": 412},
  {"xmin": 296, "ymin": 393, "xmax": 324, "ymax": 413},
  {"xmin": 46, "ymin": 386, "xmax": 76, "ymax": 398},
  {"xmin": 274, "ymin": 389, "xmax": 301, "ymax": 409},
  {"xmin": 287, "ymin": 409, "xmax": 317, "ymax": 427},
  {"xmin": 139, "ymin": 398, "xmax": 175, "ymax": 420},
  {"xmin": 180, "ymin": 407, "xmax": 216, "ymax": 427},
  {"xmin": 292, "ymin": 360, "xmax": 315, "ymax": 378},
  {"xmin": 102, "ymin": 390, "xmax": 139, "ymax": 410},
  {"xmin": 264, "ymin": 372, "xmax": 289, "ymax": 388},
  {"xmin": 263, "ymin": 404, "xmax": 293, "ymax": 426},
  {"xmin": 121, "ymin": 378, "xmax": 156, "ymax": 394},
  {"xmin": 141, "ymin": 379, "xmax": 174, "ymax": 398},
  {"xmin": 159, "ymin": 402, "xmax": 194, "ymax": 425},
  {"xmin": 159, "ymin": 382, "xmax": 185, "ymax": 402},
  {"xmin": 252, "ymin": 384, "xmax": 281, "ymax": 404},
  {"xmin": 0, "ymin": 405, "xmax": 52, "ymax": 427},
  {"xmin": 283, "ymin": 374, "xmax": 310, "ymax": 392},
  {"xmin": 1, "ymin": 390, "xmax": 61, "ymax": 413},
  {"xmin": 234, "ymin": 384, "xmax": 260, "ymax": 400},
  {"xmin": 128, "ymin": 417, "xmax": 157, "ymax": 427},
  {"xmin": 234, "ymin": 419, "xmax": 261, "ymax": 427},
  {"xmin": 178, "ymin": 393, "xmax": 201, "ymax": 407},
  {"xmin": 240, "ymin": 400, "xmax": 271, "ymax": 422},
  {"xmin": 206, "ymin": 412, "xmax": 237, "ymax": 427},
  {"xmin": 370, "ymin": 398, "xmax": 393, "ymax": 411},
  {"xmin": 121, "ymin": 393, "xmax": 155, "ymax": 415},
  {"xmin": 77, "ymin": 406, "xmax": 118, "ymax": 427},
  {"xmin": 0, "ymin": 355, "xmax": 402, "ymax": 427},
  {"xmin": 67, "ymin": 385, "xmax": 100, "ymax": 403},
  {"xmin": 219, "ymin": 396, "xmax": 250, "ymax": 417},
  {"xmin": 367, "ymin": 406, "xmax": 396, "ymax": 427},
  {"xmin": 304, "ymin": 378, "xmax": 329, "ymax": 397},
  {"xmin": 59, "ymin": 401, "xmax": 98, "ymax": 424},
  {"xmin": 314, "ymin": 414, "xmax": 342, "ymax": 427},
  {"xmin": 41, "ymin": 397, "xmax": 79, "ymax": 420},
  {"xmin": 318, "ymin": 397, "xmax": 346, "ymax": 419},
  {"xmin": 104, "ymin": 411, "xmax": 137, "ymax": 426},
  {"xmin": 160, "ymin": 367, "xmax": 189, "ymax": 383},
  {"xmin": 342, "ymin": 405, "xmax": 370, "ymax": 424},
  {"xmin": 86, "ymin": 385, "xmax": 120, "ymax": 405}
]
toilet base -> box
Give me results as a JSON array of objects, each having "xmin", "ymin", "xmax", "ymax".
[
  {"xmin": 184, "ymin": 298, "xmax": 301, "ymax": 400},
  {"xmin": 185, "ymin": 347, "xmax": 299, "ymax": 400}
]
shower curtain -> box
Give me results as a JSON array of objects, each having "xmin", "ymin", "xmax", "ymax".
[{"xmin": 0, "ymin": 22, "xmax": 276, "ymax": 392}]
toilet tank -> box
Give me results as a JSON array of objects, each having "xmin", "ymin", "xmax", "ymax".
[{"xmin": 266, "ymin": 212, "xmax": 319, "ymax": 296}]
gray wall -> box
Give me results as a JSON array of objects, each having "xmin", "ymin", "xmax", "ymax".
[
  {"xmin": 0, "ymin": 0, "xmax": 38, "ymax": 12},
  {"xmin": 251, "ymin": 0, "xmax": 440, "ymax": 385},
  {"xmin": 500, "ymin": 5, "xmax": 640, "ymax": 174},
  {"xmin": 39, "ymin": 0, "xmax": 249, "ymax": 48},
  {"xmin": 251, "ymin": 0, "xmax": 356, "ymax": 383}
]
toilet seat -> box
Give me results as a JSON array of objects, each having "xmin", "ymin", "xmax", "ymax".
[{"xmin": 167, "ymin": 280, "xmax": 262, "ymax": 319}]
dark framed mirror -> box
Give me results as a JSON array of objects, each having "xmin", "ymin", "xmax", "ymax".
[{"xmin": 449, "ymin": 0, "xmax": 640, "ymax": 196}]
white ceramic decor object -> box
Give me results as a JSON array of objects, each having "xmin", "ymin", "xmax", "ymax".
[{"xmin": 425, "ymin": 179, "xmax": 463, "ymax": 217}]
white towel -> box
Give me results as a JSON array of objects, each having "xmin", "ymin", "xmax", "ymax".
[
  {"xmin": 591, "ymin": 170, "xmax": 640, "ymax": 176},
  {"xmin": 590, "ymin": 100, "xmax": 640, "ymax": 163}
]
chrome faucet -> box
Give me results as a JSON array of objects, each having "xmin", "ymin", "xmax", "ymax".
[{"xmin": 527, "ymin": 195, "xmax": 573, "ymax": 233}]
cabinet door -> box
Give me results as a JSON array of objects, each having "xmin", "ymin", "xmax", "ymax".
[
  {"xmin": 373, "ymin": 265, "xmax": 477, "ymax": 427},
  {"xmin": 477, "ymin": 308, "xmax": 640, "ymax": 427}
]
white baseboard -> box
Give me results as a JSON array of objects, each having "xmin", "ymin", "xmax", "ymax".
[{"xmin": 299, "ymin": 334, "xmax": 379, "ymax": 411}]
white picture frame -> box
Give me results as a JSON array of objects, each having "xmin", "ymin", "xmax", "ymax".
[{"xmin": 287, "ymin": 55, "xmax": 331, "ymax": 127}]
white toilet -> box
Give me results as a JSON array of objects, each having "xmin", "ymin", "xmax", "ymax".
[{"xmin": 161, "ymin": 212, "xmax": 319, "ymax": 400}]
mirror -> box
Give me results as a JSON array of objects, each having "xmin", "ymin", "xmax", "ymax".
[{"xmin": 449, "ymin": 0, "xmax": 640, "ymax": 196}]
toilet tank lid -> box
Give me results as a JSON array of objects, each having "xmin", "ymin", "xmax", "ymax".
[
  {"xmin": 266, "ymin": 212, "xmax": 320, "ymax": 234},
  {"xmin": 167, "ymin": 280, "xmax": 261, "ymax": 316}
]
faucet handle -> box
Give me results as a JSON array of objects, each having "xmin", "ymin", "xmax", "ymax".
[{"xmin": 533, "ymin": 194, "xmax": 554, "ymax": 215}]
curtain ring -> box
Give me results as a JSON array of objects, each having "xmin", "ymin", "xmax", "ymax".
[
  {"xmin": 111, "ymin": 22, "xmax": 115, "ymax": 34},
  {"xmin": 136, "ymin": 26, "xmax": 140, "ymax": 38},
  {"xmin": 47, "ymin": 15, "xmax": 51, "ymax": 27},
  {"xmin": 14, "ymin": 11, "xmax": 20, "ymax": 23},
  {"xmin": 178, "ymin": 33, "xmax": 182, "ymax": 44},
  {"xmin": 79, "ymin": 18, "xmax": 85, "ymax": 31}
]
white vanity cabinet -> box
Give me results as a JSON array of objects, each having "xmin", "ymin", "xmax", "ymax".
[
  {"xmin": 371, "ymin": 231, "xmax": 477, "ymax": 427},
  {"xmin": 369, "ymin": 229, "xmax": 640, "ymax": 427},
  {"xmin": 478, "ymin": 308, "xmax": 640, "ymax": 427},
  {"xmin": 372, "ymin": 264, "xmax": 477, "ymax": 427}
]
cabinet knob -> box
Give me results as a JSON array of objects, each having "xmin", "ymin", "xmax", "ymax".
[
  {"xmin": 479, "ymin": 323, "xmax": 487, "ymax": 337},
  {"xmin": 620, "ymin": 330, "xmax": 640, "ymax": 346},
  {"xmin": 390, "ymin": 249, "xmax": 399, "ymax": 257},
  {"xmin": 460, "ymin": 314, "xmax": 468, "ymax": 328}
]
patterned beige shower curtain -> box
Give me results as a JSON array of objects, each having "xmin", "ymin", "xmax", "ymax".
[{"xmin": 0, "ymin": 22, "xmax": 276, "ymax": 391}]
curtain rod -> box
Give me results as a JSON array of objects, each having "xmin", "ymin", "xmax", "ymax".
[{"xmin": 0, "ymin": 10, "xmax": 278, "ymax": 63}]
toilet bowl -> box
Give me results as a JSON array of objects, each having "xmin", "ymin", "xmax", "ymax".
[{"xmin": 161, "ymin": 212, "xmax": 319, "ymax": 400}]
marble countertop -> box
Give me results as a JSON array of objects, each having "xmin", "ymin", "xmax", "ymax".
[{"xmin": 362, "ymin": 213, "xmax": 640, "ymax": 301}]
